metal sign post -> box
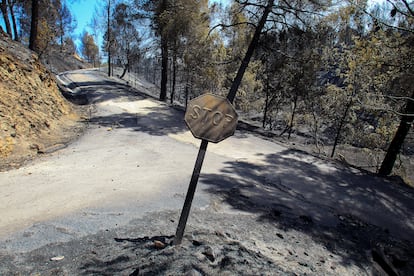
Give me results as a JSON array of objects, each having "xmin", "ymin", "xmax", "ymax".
[
  {"xmin": 173, "ymin": 139, "xmax": 208, "ymax": 245},
  {"xmin": 173, "ymin": 94, "xmax": 238, "ymax": 245},
  {"xmin": 173, "ymin": 0, "xmax": 274, "ymax": 246}
]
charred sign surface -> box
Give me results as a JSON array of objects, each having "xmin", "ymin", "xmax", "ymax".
[{"xmin": 185, "ymin": 93, "xmax": 238, "ymax": 143}]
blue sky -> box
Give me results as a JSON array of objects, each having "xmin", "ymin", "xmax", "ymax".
[
  {"xmin": 67, "ymin": 0, "xmax": 230, "ymax": 47},
  {"xmin": 57, "ymin": 0, "xmax": 381, "ymax": 47},
  {"xmin": 67, "ymin": 0, "xmax": 230, "ymax": 50},
  {"xmin": 67, "ymin": 0, "xmax": 101, "ymax": 49},
  {"xmin": 0, "ymin": 0, "xmax": 228, "ymax": 44},
  {"xmin": 68, "ymin": 0, "xmax": 99, "ymax": 36}
]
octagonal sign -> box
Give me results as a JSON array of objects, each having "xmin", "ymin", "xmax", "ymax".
[{"xmin": 185, "ymin": 93, "xmax": 238, "ymax": 143}]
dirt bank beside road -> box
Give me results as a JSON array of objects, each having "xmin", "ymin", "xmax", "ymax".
[{"xmin": 0, "ymin": 31, "xmax": 85, "ymax": 171}]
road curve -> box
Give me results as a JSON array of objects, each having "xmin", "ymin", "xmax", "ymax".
[{"xmin": 1, "ymin": 69, "xmax": 413, "ymax": 253}]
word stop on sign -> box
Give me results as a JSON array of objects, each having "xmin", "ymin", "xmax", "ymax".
[{"xmin": 185, "ymin": 93, "xmax": 238, "ymax": 143}]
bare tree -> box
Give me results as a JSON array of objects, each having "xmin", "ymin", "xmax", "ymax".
[
  {"xmin": 0, "ymin": 0, "xmax": 12, "ymax": 37},
  {"xmin": 57, "ymin": 3, "xmax": 75, "ymax": 52},
  {"xmin": 107, "ymin": 0, "xmax": 112, "ymax": 76},
  {"xmin": 8, "ymin": 0, "xmax": 19, "ymax": 41}
]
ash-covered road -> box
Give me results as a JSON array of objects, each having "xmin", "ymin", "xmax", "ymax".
[{"xmin": 0, "ymin": 69, "xmax": 413, "ymax": 264}]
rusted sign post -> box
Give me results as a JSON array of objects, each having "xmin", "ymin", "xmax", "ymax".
[
  {"xmin": 173, "ymin": 0, "xmax": 274, "ymax": 245},
  {"xmin": 173, "ymin": 94, "xmax": 238, "ymax": 245},
  {"xmin": 172, "ymin": 139, "xmax": 208, "ymax": 245}
]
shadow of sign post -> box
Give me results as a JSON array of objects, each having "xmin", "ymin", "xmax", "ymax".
[{"xmin": 173, "ymin": 0, "xmax": 275, "ymax": 245}]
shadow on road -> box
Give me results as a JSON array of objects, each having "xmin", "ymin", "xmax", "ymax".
[
  {"xmin": 62, "ymin": 80, "xmax": 142, "ymax": 106},
  {"xmin": 87, "ymin": 105, "xmax": 187, "ymax": 136},
  {"xmin": 80, "ymin": 80, "xmax": 148, "ymax": 104},
  {"xmin": 201, "ymin": 148, "xmax": 414, "ymax": 273},
  {"xmin": 64, "ymin": 76, "xmax": 189, "ymax": 136}
]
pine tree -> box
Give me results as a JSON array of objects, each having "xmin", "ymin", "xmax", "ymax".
[{"xmin": 81, "ymin": 31, "xmax": 99, "ymax": 65}]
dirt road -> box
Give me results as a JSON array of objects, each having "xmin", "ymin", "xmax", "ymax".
[
  {"xmin": 1, "ymin": 69, "xmax": 413, "ymax": 275},
  {"xmin": 0, "ymin": 69, "xmax": 291, "ymax": 248}
]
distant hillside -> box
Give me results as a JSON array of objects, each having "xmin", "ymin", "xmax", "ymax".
[
  {"xmin": 0, "ymin": 30, "xmax": 83, "ymax": 170},
  {"xmin": 41, "ymin": 48, "xmax": 91, "ymax": 74}
]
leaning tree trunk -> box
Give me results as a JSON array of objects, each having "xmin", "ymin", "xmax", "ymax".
[
  {"xmin": 119, "ymin": 63, "xmax": 129, "ymax": 79},
  {"xmin": 226, "ymin": 0, "xmax": 274, "ymax": 104},
  {"xmin": 379, "ymin": 92, "xmax": 414, "ymax": 176}
]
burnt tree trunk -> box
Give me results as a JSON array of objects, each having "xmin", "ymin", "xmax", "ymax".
[
  {"xmin": 119, "ymin": 64, "xmax": 129, "ymax": 79},
  {"xmin": 29, "ymin": 0, "xmax": 39, "ymax": 52},
  {"xmin": 263, "ymin": 73, "xmax": 270, "ymax": 129},
  {"xmin": 287, "ymin": 94, "xmax": 298, "ymax": 140},
  {"xmin": 185, "ymin": 70, "xmax": 190, "ymax": 109},
  {"xmin": 107, "ymin": 0, "xmax": 111, "ymax": 77},
  {"xmin": 279, "ymin": 94, "xmax": 298, "ymax": 138},
  {"xmin": 160, "ymin": 35, "xmax": 168, "ymax": 101},
  {"xmin": 9, "ymin": 0, "xmax": 18, "ymax": 41},
  {"xmin": 119, "ymin": 45, "xmax": 130, "ymax": 79},
  {"xmin": 170, "ymin": 47, "xmax": 177, "ymax": 105},
  {"xmin": 310, "ymin": 100, "xmax": 320, "ymax": 150},
  {"xmin": 379, "ymin": 92, "xmax": 414, "ymax": 175},
  {"xmin": 226, "ymin": 0, "xmax": 274, "ymax": 104},
  {"xmin": 0, "ymin": 0, "xmax": 12, "ymax": 37},
  {"xmin": 331, "ymin": 97, "xmax": 353, "ymax": 158}
]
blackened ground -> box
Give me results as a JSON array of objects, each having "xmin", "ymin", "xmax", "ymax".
[{"xmin": 1, "ymin": 209, "xmax": 413, "ymax": 275}]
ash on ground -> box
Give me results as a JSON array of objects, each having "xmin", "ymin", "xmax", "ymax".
[{"xmin": 1, "ymin": 209, "xmax": 413, "ymax": 276}]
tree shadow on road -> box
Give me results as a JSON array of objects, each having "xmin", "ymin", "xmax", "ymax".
[
  {"xmin": 64, "ymin": 77, "xmax": 189, "ymax": 136},
  {"xmin": 62, "ymin": 72, "xmax": 161, "ymax": 105},
  {"xmin": 201, "ymin": 148, "xmax": 414, "ymax": 274},
  {"xmin": 88, "ymin": 105, "xmax": 188, "ymax": 137}
]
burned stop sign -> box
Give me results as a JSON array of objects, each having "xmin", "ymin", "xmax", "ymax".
[
  {"xmin": 174, "ymin": 93, "xmax": 238, "ymax": 245},
  {"xmin": 185, "ymin": 93, "xmax": 238, "ymax": 143}
]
